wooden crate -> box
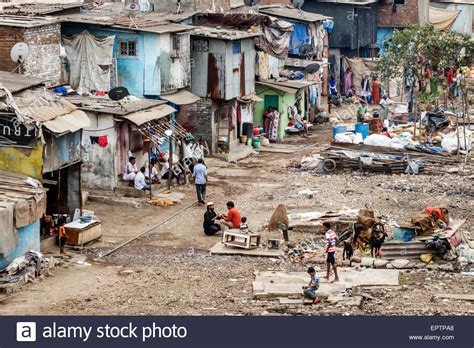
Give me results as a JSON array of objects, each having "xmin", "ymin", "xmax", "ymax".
[{"xmin": 65, "ymin": 221, "xmax": 102, "ymax": 246}]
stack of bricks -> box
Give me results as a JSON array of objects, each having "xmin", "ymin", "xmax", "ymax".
[{"xmin": 22, "ymin": 23, "xmax": 62, "ymax": 85}]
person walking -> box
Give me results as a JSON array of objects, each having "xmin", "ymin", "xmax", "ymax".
[
  {"xmin": 323, "ymin": 222, "xmax": 339, "ymax": 282},
  {"xmin": 192, "ymin": 158, "xmax": 207, "ymax": 204}
]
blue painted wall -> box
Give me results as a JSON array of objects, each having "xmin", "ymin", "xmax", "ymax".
[
  {"xmin": 62, "ymin": 24, "xmax": 161, "ymax": 97},
  {"xmin": 0, "ymin": 221, "xmax": 40, "ymax": 270},
  {"xmin": 377, "ymin": 28, "xmax": 393, "ymax": 54},
  {"xmin": 288, "ymin": 21, "xmax": 311, "ymax": 56}
]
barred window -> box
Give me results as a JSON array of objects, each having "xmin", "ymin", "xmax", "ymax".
[{"xmin": 119, "ymin": 40, "xmax": 137, "ymax": 57}]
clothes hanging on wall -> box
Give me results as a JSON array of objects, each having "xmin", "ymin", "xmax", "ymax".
[{"xmin": 97, "ymin": 135, "xmax": 108, "ymax": 147}]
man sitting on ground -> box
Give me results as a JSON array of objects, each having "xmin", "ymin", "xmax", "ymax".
[
  {"xmin": 134, "ymin": 167, "xmax": 151, "ymax": 191},
  {"xmin": 123, "ymin": 156, "xmax": 138, "ymax": 182},
  {"xmin": 203, "ymin": 202, "xmax": 221, "ymax": 236},
  {"xmin": 219, "ymin": 201, "xmax": 241, "ymax": 230}
]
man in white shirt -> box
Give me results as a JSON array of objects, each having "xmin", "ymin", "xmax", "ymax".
[
  {"xmin": 134, "ymin": 167, "xmax": 150, "ymax": 191},
  {"xmin": 144, "ymin": 158, "xmax": 160, "ymax": 183},
  {"xmin": 123, "ymin": 156, "xmax": 138, "ymax": 181}
]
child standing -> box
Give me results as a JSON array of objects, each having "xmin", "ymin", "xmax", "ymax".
[
  {"xmin": 58, "ymin": 218, "xmax": 68, "ymax": 254},
  {"xmin": 303, "ymin": 267, "xmax": 321, "ymax": 304},
  {"xmin": 239, "ymin": 217, "xmax": 249, "ymax": 234}
]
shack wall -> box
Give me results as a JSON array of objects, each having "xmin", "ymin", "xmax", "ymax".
[
  {"xmin": 302, "ymin": 2, "xmax": 378, "ymax": 50},
  {"xmin": 0, "ymin": 220, "xmax": 40, "ymax": 270},
  {"xmin": 43, "ymin": 131, "xmax": 82, "ymax": 173},
  {"xmin": 0, "ymin": 142, "xmax": 43, "ymax": 179},
  {"xmin": 81, "ymin": 112, "xmax": 119, "ymax": 190}
]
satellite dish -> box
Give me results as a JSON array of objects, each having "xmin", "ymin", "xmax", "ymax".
[
  {"xmin": 109, "ymin": 87, "xmax": 130, "ymax": 101},
  {"xmin": 243, "ymin": 0, "xmax": 260, "ymax": 6},
  {"xmin": 10, "ymin": 42, "xmax": 29, "ymax": 64},
  {"xmin": 291, "ymin": 0, "xmax": 305, "ymax": 9},
  {"xmin": 304, "ymin": 63, "xmax": 320, "ymax": 74}
]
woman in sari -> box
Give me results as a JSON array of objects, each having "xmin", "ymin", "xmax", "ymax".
[{"xmin": 268, "ymin": 107, "xmax": 280, "ymax": 143}]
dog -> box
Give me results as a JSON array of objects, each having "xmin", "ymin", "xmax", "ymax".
[
  {"xmin": 371, "ymin": 232, "xmax": 388, "ymax": 258},
  {"xmin": 343, "ymin": 240, "xmax": 354, "ymax": 264}
]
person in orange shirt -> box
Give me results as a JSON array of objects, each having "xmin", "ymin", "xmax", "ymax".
[
  {"xmin": 58, "ymin": 217, "xmax": 68, "ymax": 254},
  {"xmin": 219, "ymin": 201, "xmax": 241, "ymax": 229}
]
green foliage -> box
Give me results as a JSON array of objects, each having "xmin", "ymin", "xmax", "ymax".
[
  {"xmin": 376, "ymin": 24, "xmax": 474, "ymax": 83},
  {"xmin": 418, "ymin": 91, "xmax": 440, "ymax": 104}
]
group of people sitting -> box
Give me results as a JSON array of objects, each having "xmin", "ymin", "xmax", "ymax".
[
  {"xmin": 122, "ymin": 138, "xmax": 206, "ymax": 191},
  {"xmin": 122, "ymin": 155, "xmax": 182, "ymax": 191},
  {"xmin": 203, "ymin": 201, "xmax": 248, "ymax": 236}
]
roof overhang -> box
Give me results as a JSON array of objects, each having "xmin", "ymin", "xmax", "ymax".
[
  {"xmin": 122, "ymin": 104, "xmax": 177, "ymax": 126},
  {"xmin": 160, "ymin": 89, "xmax": 200, "ymax": 105}
]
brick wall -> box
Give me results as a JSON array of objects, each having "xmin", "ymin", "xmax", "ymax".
[
  {"xmin": 0, "ymin": 26, "xmax": 25, "ymax": 73},
  {"xmin": 22, "ymin": 24, "xmax": 62, "ymax": 85},
  {"xmin": 378, "ymin": 0, "xmax": 419, "ymax": 28},
  {"xmin": 177, "ymin": 98, "xmax": 216, "ymax": 155}
]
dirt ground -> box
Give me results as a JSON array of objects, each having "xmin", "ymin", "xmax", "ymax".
[{"xmin": 1, "ymin": 125, "xmax": 473, "ymax": 316}]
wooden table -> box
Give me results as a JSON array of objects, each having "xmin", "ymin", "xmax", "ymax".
[
  {"xmin": 64, "ymin": 220, "xmax": 102, "ymax": 246},
  {"xmin": 223, "ymin": 229, "xmax": 261, "ymax": 250}
]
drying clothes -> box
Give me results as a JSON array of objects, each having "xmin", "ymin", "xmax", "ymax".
[
  {"xmin": 62, "ymin": 30, "xmax": 115, "ymax": 93},
  {"xmin": 81, "ymin": 135, "xmax": 92, "ymax": 148},
  {"xmin": 90, "ymin": 136, "xmax": 99, "ymax": 145},
  {"xmin": 269, "ymin": 110, "xmax": 281, "ymax": 142},
  {"xmin": 97, "ymin": 135, "xmax": 108, "ymax": 147},
  {"xmin": 344, "ymin": 69, "xmax": 353, "ymax": 96}
]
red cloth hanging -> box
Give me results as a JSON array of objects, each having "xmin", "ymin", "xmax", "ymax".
[{"xmin": 97, "ymin": 135, "xmax": 108, "ymax": 147}]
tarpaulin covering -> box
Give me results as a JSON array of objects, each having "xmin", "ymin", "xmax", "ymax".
[
  {"xmin": 429, "ymin": 6, "xmax": 460, "ymax": 31},
  {"xmin": 342, "ymin": 57, "xmax": 378, "ymax": 95},
  {"xmin": 194, "ymin": 13, "xmax": 293, "ymax": 58},
  {"xmin": 62, "ymin": 30, "xmax": 115, "ymax": 93}
]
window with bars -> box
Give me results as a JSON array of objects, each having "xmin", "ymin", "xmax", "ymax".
[{"xmin": 119, "ymin": 40, "xmax": 137, "ymax": 57}]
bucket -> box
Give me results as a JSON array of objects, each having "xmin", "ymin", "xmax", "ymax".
[
  {"xmin": 246, "ymin": 139, "xmax": 252, "ymax": 147},
  {"xmin": 240, "ymin": 135, "xmax": 247, "ymax": 144},
  {"xmin": 355, "ymin": 123, "xmax": 369, "ymax": 139},
  {"xmin": 393, "ymin": 227, "xmax": 416, "ymax": 242},
  {"xmin": 333, "ymin": 125, "xmax": 347, "ymax": 139},
  {"xmin": 253, "ymin": 140, "xmax": 261, "ymax": 149},
  {"xmin": 242, "ymin": 123, "xmax": 253, "ymax": 137}
]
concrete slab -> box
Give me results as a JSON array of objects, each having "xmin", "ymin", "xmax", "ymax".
[
  {"xmin": 432, "ymin": 294, "xmax": 474, "ymax": 302},
  {"xmin": 209, "ymin": 242, "xmax": 283, "ymax": 257},
  {"xmin": 253, "ymin": 268, "xmax": 400, "ymax": 299}
]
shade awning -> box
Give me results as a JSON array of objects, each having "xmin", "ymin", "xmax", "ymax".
[
  {"xmin": 122, "ymin": 104, "xmax": 177, "ymax": 126},
  {"xmin": 429, "ymin": 6, "xmax": 460, "ymax": 30},
  {"xmin": 43, "ymin": 109, "xmax": 91, "ymax": 134},
  {"xmin": 257, "ymin": 81, "xmax": 298, "ymax": 94},
  {"xmin": 160, "ymin": 90, "xmax": 201, "ymax": 105},
  {"xmin": 237, "ymin": 94, "xmax": 264, "ymax": 103}
]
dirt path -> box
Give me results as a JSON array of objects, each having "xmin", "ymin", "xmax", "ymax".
[{"xmin": 1, "ymin": 127, "xmax": 473, "ymax": 316}]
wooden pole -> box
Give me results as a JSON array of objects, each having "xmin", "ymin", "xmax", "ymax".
[
  {"xmin": 148, "ymin": 148, "xmax": 152, "ymax": 200},
  {"xmin": 168, "ymin": 135, "xmax": 172, "ymax": 190}
]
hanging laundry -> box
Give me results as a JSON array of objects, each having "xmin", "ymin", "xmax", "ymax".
[
  {"xmin": 81, "ymin": 135, "xmax": 92, "ymax": 148},
  {"xmin": 90, "ymin": 136, "xmax": 99, "ymax": 144},
  {"xmin": 98, "ymin": 135, "xmax": 108, "ymax": 147}
]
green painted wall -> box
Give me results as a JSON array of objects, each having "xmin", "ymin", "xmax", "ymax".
[{"xmin": 254, "ymin": 84, "xmax": 305, "ymax": 140}]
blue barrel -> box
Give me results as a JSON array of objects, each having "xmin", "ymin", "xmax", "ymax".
[
  {"xmin": 332, "ymin": 126, "xmax": 347, "ymax": 139},
  {"xmin": 355, "ymin": 123, "xmax": 369, "ymax": 139}
]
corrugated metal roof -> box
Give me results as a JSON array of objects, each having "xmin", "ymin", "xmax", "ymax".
[
  {"xmin": 192, "ymin": 26, "xmax": 260, "ymax": 40},
  {"xmin": 58, "ymin": 11, "xmax": 194, "ymax": 34},
  {"xmin": 63, "ymin": 95, "xmax": 167, "ymax": 116},
  {"xmin": 259, "ymin": 6, "xmax": 332, "ymax": 23},
  {"xmin": 0, "ymin": 3, "xmax": 83, "ymax": 15},
  {"xmin": 0, "ymin": 15, "xmax": 60, "ymax": 28},
  {"xmin": 0, "ymin": 72, "xmax": 47, "ymax": 97}
]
